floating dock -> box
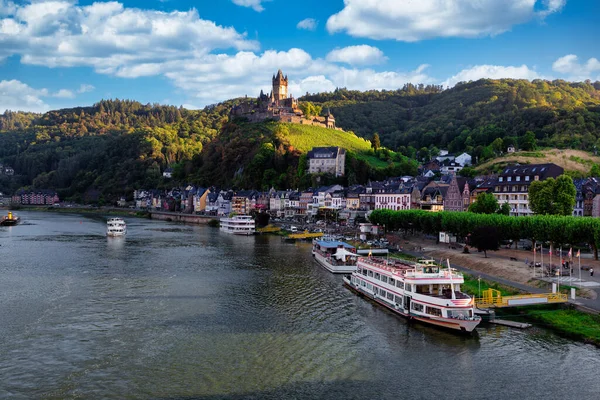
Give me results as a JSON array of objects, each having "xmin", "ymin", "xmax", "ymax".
[
  {"xmin": 476, "ymin": 289, "xmax": 567, "ymax": 309},
  {"xmin": 285, "ymin": 231, "xmax": 324, "ymax": 240},
  {"xmin": 489, "ymin": 319, "xmax": 532, "ymax": 329}
]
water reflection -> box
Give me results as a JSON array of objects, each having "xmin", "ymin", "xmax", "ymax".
[{"xmin": 1, "ymin": 211, "xmax": 599, "ymax": 400}]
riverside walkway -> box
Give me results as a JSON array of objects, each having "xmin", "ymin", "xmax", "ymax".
[{"xmin": 402, "ymin": 245, "xmax": 600, "ymax": 314}]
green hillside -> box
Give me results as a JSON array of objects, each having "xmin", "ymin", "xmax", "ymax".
[
  {"xmin": 302, "ymin": 79, "xmax": 600, "ymax": 161},
  {"xmin": 2, "ymin": 78, "xmax": 600, "ymax": 202},
  {"xmin": 280, "ymin": 123, "xmax": 372, "ymax": 152},
  {"xmin": 186, "ymin": 120, "xmax": 416, "ymax": 190}
]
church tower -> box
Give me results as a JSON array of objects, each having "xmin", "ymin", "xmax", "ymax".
[{"xmin": 272, "ymin": 69, "xmax": 288, "ymax": 101}]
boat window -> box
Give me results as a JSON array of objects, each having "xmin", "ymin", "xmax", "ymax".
[
  {"xmin": 426, "ymin": 306, "xmax": 442, "ymax": 317},
  {"xmin": 374, "ymin": 287, "xmax": 379, "ymax": 295},
  {"xmin": 396, "ymin": 281, "xmax": 404, "ymax": 290},
  {"xmin": 368, "ymin": 271, "xmax": 373, "ymax": 277},
  {"xmin": 447, "ymin": 310, "xmax": 471, "ymax": 319},
  {"xmin": 386, "ymin": 292, "xmax": 394, "ymax": 301},
  {"xmin": 361, "ymin": 280, "xmax": 366, "ymax": 287},
  {"xmin": 415, "ymin": 285, "xmax": 430, "ymax": 294},
  {"xmin": 404, "ymin": 284, "xmax": 411, "ymax": 292},
  {"xmin": 362, "ymin": 269, "xmax": 367, "ymax": 276},
  {"xmin": 394, "ymin": 295, "xmax": 403, "ymax": 306},
  {"xmin": 411, "ymin": 303, "xmax": 424, "ymax": 312},
  {"xmin": 374, "ymin": 272, "xmax": 380, "ymax": 280},
  {"xmin": 367, "ymin": 283, "xmax": 373, "ymax": 290},
  {"xmin": 379, "ymin": 289, "xmax": 386, "ymax": 297},
  {"xmin": 381, "ymin": 276, "xmax": 388, "ymax": 284},
  {"xmin": 389, "ymin": 278, "xmax": 395, "ymax": 285}
]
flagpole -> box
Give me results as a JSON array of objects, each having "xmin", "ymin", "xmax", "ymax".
[
  {"xmin": 579, "ymin": 250, "xmax": 581, "ymax": 284},
  {"xmin": 569, "ymin": 248, "xmax": 572, "ymax": 281},
  {"xmin": 533, "ymin": 245, "xmax": 536, "ymax": 279},
  {"xmin": 549, "ymin": 244, "xmax": 552, "ymax": 279},
  {"xmin": 541, "ymin": 244, "xmax": 544, "ymax": 278}
]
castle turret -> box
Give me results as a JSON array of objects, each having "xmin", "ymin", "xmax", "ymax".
[{"xmin": 272, "ymin": 69, "xmax": 288, "ymax": 102}]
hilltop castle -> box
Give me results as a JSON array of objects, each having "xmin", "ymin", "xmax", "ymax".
[{"xmin": 231, "ymin": 70, "xmax": 338, "ymax": 130}]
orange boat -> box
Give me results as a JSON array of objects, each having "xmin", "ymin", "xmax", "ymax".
[{"xmin": 0, "ymin": 211, "xmax": 20, "ymax": 226}]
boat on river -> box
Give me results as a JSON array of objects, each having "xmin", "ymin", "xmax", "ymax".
[
  {"xmin": 343, "ymin": 257, "xmax": 481, "ymax": 333},
  {"xmin": 106, "ymin": 218, "xmax": 127, "ymax": 237},
  {"xmin": 1, "ymin": 211, "xmax": 20, "ymax": 226},
  {"xmin": 312, "ymin": 240, "xmax": 358, "ymax": 273},
  {"xmin": 220, "ymin": 215, "xmax": 255, "ymax": 235}
]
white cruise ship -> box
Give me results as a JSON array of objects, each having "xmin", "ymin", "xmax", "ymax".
[
  {"xmin": 220, "ymin": 215, "xmax": 255, "ymax": 235},
  {"xmin": 343, "ymin": 257, "xmax": 481, "ymax": 333},
  {"xmin": 312, "ymin": 240, "xmax": 358, "ymax": 273},
  {"xmin": 106, "ymin": 218, "xmax": 127, "ymax": 237}
]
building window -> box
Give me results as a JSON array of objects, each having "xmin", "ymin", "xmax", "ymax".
[
  {"xmin": 499, "ymin": 177, "xmax": 503, "ymax": 182},
  {"xmin": 507, "ymin": 177, "xmax": 512, "ymax": 182},
  {"xmin": 516, "ymin": 176, "xmax": 521, "ymax": 182},
  {"xmin": 525, "ymin": 176, "xmax": 530, "ymax": 181}
]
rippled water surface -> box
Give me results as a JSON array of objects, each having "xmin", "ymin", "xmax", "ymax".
[{"xmin": 1, "ymin": 211, "xmax": 599, "ymax": 399}]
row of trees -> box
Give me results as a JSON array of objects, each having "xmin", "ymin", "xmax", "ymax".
[{"xmin": 369, "ymin": 209, "xmax": 600, "ymax": 259}]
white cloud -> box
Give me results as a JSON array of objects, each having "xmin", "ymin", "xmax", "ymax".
[
  {"xmin": 167, "ymin": 48, "xmax": 434, "ymax": 105},
  {"xmin": 0, "ymin": 79, "xmax": 50, "ymax": 112},
  {"xmin": 231, "ymin": 0, "xmax": 269, "ymax": 12},
  {"xmin": 326, "ymin": 45, "xmax": 387, "ymax": 66},
  {"xmin": 297, "ymin": 18, "xmax": 317, "ymax": 31},
  {"xmin": 552, "ymin": 54, "xmax": 600, "ymax": 80},
  {"xmin": 0, "ymin": 1, "xmax": 258, "ymax": 74},
  {"xmin": 327, "ymin": 0, "xmax": 566, "ymax": 42},
  {"xmin": 53, "ymin": 88, "xmax": 75, "ymax": 98},
  {"xmin": 77, "ymin": 84, "xmax": 95, "ymax": 93},
  {"xmin": 442, "ymin": 64, "xmax": 542, "ymax": 87}
]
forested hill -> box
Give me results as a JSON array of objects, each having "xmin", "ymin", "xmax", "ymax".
[
  {"xmin": 301, "ymin": 79, "xmax": 600, "ymax": 156},
  {"xmin": 0, "ymin": 99, "xmax": 416, "ymax": 201},
  {"xmin": 0, "ymin": 99, "xmax": 240, "ymax": 201},
  {"xmin": 2, "ymin": 78, "xmax": 600, "ymax": 202}
]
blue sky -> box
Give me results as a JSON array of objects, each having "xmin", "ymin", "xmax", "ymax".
[{"xmin": 1, "ymin": 0, "xmax": 599, "ymax": 112}]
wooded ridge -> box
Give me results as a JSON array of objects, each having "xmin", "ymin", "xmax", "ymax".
[{"xmin": 0, "ymin": 78, "xmax": 599, "ymax": 202}]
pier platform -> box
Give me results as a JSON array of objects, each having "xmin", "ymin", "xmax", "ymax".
[{"xmin": 489, "ymin": 319, "xmax": 532, "ymax": 329}]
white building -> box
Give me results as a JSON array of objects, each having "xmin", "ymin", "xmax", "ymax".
[
  {"xmin": 455, "ymin": 153, "xmax": 472, "ymax": 166},
  {"xmin": 374, "ymin": 189, "xmax": 411, "ymax": 211},
  {"xmin": 307, "ymin": 147, "xmax": 346, "ymax": 177}
]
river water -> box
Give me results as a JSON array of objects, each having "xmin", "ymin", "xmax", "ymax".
[{"xmin": 1, "ymin": 211, "xmax": 599, "ymax": 399}]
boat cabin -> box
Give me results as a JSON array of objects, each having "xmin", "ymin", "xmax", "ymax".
[{"xmin": 313, "ymin": 240, "xmax": 357, "ymax": 266}]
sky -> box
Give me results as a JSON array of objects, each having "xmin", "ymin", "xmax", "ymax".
[{"xmin": 0, "ymin": 0, "xmax": 599, "ymax": 113}]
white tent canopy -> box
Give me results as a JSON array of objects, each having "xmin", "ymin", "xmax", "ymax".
[{"xmin": 334, "ymin": 248, "xmax": 358, "ymax": 261}]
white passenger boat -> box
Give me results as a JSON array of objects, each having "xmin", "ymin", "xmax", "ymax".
[
  {"xmin": 106, "ymin": 218, "xmax": 127, "ymax": 237},
  {"xmin": 220, "ymin": 215, "xmax": 255, "ymax": 235},
  {"xmin": 312, "ymin": 240, "xmax": 358, "ymax": 273},
  {"xmin": 343, "ymin": 257, "xmax": 481, "ymax": 333}
]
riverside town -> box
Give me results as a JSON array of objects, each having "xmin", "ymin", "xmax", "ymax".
[{"xmin": 2, "ymin": 1, "xmax": 600, "ymax": 398}]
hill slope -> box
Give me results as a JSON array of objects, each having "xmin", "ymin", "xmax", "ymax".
[
  {"xmin": 475, "ymin": 149, "xmax": 600, "ymax": 177},
  {"xmin": 2, "ymin": 78, "xmax": 600, "ymax": 201},
  {"xmin": 187, "ymin": 120, "xmax": 416, "ymax": 190},
  {"xmin": 302, "ymin": 79, "xmax": 600, "ymax": 157}
]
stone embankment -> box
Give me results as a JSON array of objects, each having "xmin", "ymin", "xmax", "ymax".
[{"xmin": 149, "ymin": 211, "xmax": 218, "ymax": 224}]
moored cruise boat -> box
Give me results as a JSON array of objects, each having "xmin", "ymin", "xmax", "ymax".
[
  {"xmin": 343, "ymin": 257, "xmax": 481, "ymax": 333},
  {"xmin": 106, "ymin": 218, "xmax": 127, "ymax": 237},
  {"xmin": 220, "ymin": 215, "xmax": 255, "ymax": 235},
  {"xmin": 312, "ymin": 240, "xmax": 358, "ymax": 273}
]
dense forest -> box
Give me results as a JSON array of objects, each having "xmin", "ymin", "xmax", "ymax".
[
  {"xmin": 302, "ymin": 79, "xmax": 600, "ymax": 161},
  {"xmin": 1, "ymin": 78, "xmax": 600, "ymax": 202}
]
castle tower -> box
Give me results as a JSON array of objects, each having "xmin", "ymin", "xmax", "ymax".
[{"xmin": 272, "ymin": 69, "xmax": 288, "ymax": 101}]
